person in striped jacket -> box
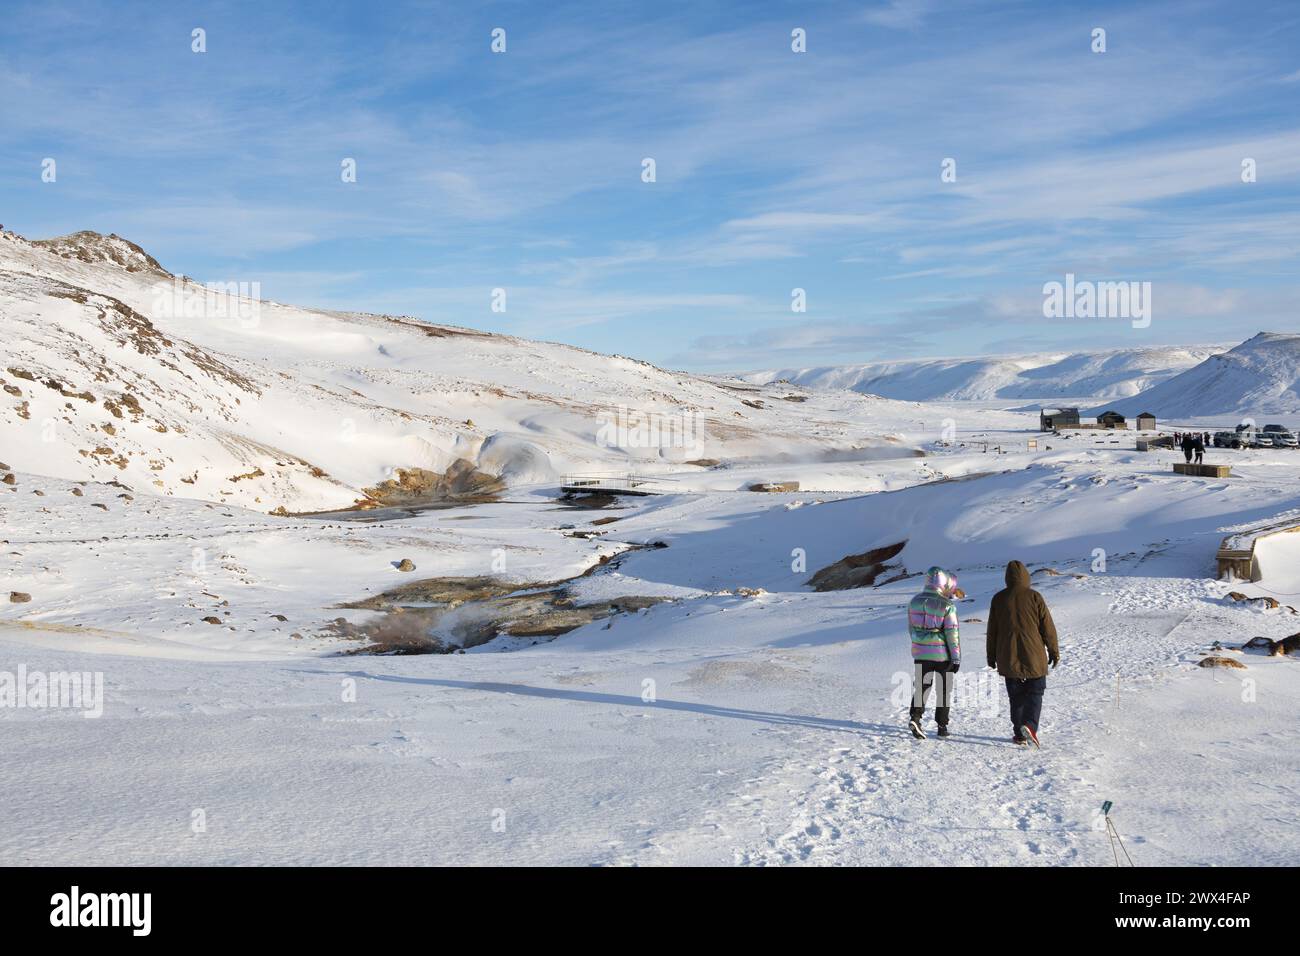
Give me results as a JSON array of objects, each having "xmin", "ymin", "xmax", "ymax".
[{"xmin": 907, "ymin": 566, "xmax": 961, "ymax": 739}]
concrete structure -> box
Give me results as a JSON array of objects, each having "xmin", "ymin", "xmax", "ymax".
[{"xmin": 1216, "ymin": 521, "xmax": 1300, "ymax": 581}]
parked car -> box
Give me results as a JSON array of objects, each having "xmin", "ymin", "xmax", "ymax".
[
  {"xmin": 1273, "ymin": 431, "xmax": 1299, "ymax": 448},
  {"xmin": 1213, "ymin": 431, "xmax": 1241, "ymax": 449},
  {"xmin": 1254, "ymin": 434, "xmax": 1275, "ymax": 448}
]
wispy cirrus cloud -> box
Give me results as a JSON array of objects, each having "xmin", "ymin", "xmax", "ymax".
[{"xmin": 2, "ymin": 0, "xmax": 1298, "ymax": 370}]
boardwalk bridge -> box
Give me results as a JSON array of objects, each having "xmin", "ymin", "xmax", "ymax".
[{"xmin": 559, "ymin": 474, "xmax": 679, "ymax": 497}]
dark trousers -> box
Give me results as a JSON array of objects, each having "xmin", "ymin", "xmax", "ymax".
[
  {"xmin": 910, "ymin": 661, "xmax": 953, "ymax": 727},
  {"xmin": 1183, "ymin": 448, "xmax": 1193, "ymax": 462},
  {"xmin": 1005, "ymin": 676, "xmax": 1046, "ymax": 735},
  {"xmin": 1194, "ymin": 450, "xmax": 1204, "ymax": 463}
]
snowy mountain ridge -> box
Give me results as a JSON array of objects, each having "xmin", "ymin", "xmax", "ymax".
[
  {"xmin": 1086, "ymin": 332, "xmax": 1300, "ymax": 418},
  {"xmin": 0, "ymin": 229, "xmax": 914, "ymax": 513},
  {"xmin": 741, "ymin": 345, "xmax": 1227, "ymax": 403}
]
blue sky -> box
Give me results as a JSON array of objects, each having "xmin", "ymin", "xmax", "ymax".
[{"xmin": 3, "ymin": 0, "xmax": 1298, "ymax": 370}]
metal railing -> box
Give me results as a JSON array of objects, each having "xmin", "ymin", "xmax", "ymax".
[{"xmin": 559, "ymin": 473, "xmax": 681, "ymax": 494}]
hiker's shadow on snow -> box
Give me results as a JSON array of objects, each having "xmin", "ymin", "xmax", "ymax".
[{"xmin": 298, "ymin": 669, "xmax": 924, "ymax": 740}]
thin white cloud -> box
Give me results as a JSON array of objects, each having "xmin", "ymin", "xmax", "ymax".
[{"xmin": 862, "ymin": 0, "xmax": 932, "ymax": 30}]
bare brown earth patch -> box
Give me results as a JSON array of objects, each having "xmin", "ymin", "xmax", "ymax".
[
  {"xmin": 1198, "ymin": 656, "xmax": 1247, "ymax": 669},
  {"xmin": 334, "ymin": 545, "xmax": 670, "ymax": 654},
  {"xmin": 556, "ymin": 492, "xmax": 621, "ymax": 510},
  {"xmin": 360, "ymin": 458, "xmax": 505, "ymax": 508}
]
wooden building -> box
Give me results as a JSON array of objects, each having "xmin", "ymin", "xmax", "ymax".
[{"xmin": 1040, "ymin": 407, "xmax": 1081, "ymax": 431}]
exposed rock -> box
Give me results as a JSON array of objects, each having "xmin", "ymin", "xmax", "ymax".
[
  {"xmin": 338, "ymin": 548, "xmax": 671, "ymax": 654},
  {"xmin": 343, "ymin": 576, "xmax": 526, "ymax": 611},
  {"xmin": 395, "ymin": 558, "xmax": 416, "ymax": 572},
  {"xmin": 807, "ymin": 541, "xmax": 907, "ymax": 591},
  {"xmin": 200, "ymin": 616, "xmax": 222, "ymax": 624},
  {"xmin": 9, "ymin": 592, "xmax": 32, "ymax": 603},
  {"xmin": 1, "ymin": 473, "xmax": 14, "ymax": 485},
  {"xmin": 71, "ymin": 487, "xmax": 83, "ymax": 496},
  {"xmin": 1270, "ymin": 633, "xmax": 1300, "ymax": 657},
  {"xmin": 558, "ymin": 491, "xmax": 618, "ymax": 509},
  {"xmin": 1225, "ymin": 592, "xmax": 1280, "ymax": 609},
  {"xmin": 1198, "ymin": 656, "xmax": 1246, "ymax": 669},
  {"xmin": 749, "ymin": 480, "xmax": 800, "ymax": 493},
  {"xmin": 32, "ymin": 231, "xmax": 171, "ymax": 275},
  {"xmin": 362, "ymin": 459, "xmax": 505, "ymax": 506},
  {"xmin": 685, "ymin": 458, "xmax": 720, "ymax": 468}
]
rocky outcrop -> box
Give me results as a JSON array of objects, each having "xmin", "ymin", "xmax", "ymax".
[
  {"xmin": 32, "ymin": 231, "xmax": 171, "ymax": 276},
  {"xmin": 749, "ymin": 480, "xmax": 799, "ymax": 493},
  {"xmin": 361, "ymin": 459, "xmax": 505, "ymax": 506},
  {"xmin": 1198, "ymin": 656, "xmax": 1246, "ymax": 669},
  {"xmin": 807, "ymin": 541, "xmax": 907, "ymax": 591}
]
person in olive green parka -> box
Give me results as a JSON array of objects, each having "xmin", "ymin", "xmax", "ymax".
[{"xmin": 986, "ymin": 560, "xmax": 1059, "ymax": 746}]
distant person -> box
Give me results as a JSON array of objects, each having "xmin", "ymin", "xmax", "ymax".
[
  {"xmin": 1180, "ymin": 432, "xmax": 1195, "ymax": 463},
  {"xmin": 1193, "ymin": 434, "xmax": 1205, "ymax": 464},
  {"xmin": 986, "ymin": 560, "xmax": 1059, "ymax": 747},
  {"xmin": 907, "ymin": 566, "xmax": 961, "ymax": 740}
]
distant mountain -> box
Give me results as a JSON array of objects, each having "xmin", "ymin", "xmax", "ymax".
[
  {"xmin": 1085, "ymin": 333, "xmax": 1300, "ymax": 418},
  {"xmin": 741, "ymin": 345, "xmax": 1224, "ymax": 403}
]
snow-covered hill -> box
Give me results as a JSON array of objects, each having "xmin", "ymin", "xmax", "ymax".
[
  {"xmin": 741, "ymin": 345, "xmax": 1223, "ymax": 403},
  {"xmin": 0, "ymin": 229, "xmax": 914, "ymax": 512},
  {"xmin": 1086, "ymin": 333, "xmax": 1300, "ymax": 418}
]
